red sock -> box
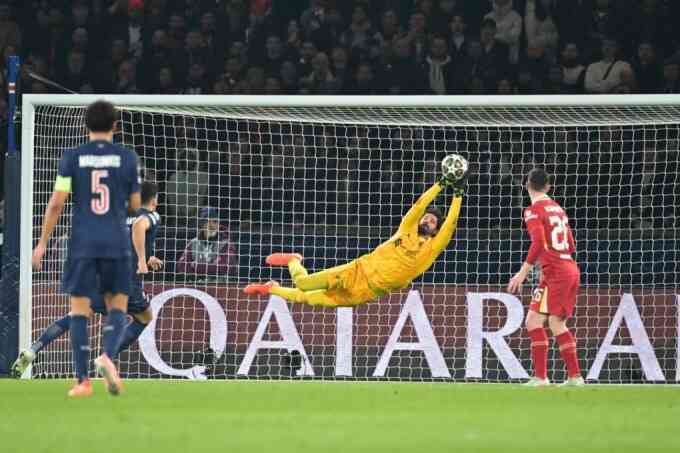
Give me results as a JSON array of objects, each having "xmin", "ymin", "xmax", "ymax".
[
  {"xmin": 556, "ymin": 330, "xmax": 581, "ymax": 378},
  {"xmin": 528, "ymin": 327, "xmax": 549, "ymax": 380}
]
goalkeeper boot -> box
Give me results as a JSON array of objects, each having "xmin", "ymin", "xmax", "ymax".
[
  {"xmin": 558, "ymin": 376, "xmax": 585, "ymax": 387},
  {"xmin": 523, "ymin": 377, "xmax": 550, "ymax": 387},
  {"xmin": 94, "ymin": 354, "xmax": 124, "ymax": 396},
  {"xmin": 68, "ymin": 379, "xmax": 93, "ymax": 398},
  {"xmin": 11, "ymin": 349, "xmax": 35, "ymax": 378},
  {"xmin": 266, "ymin": 253, "xmax": 303, "ymax": 266},
  {"xmin": 244, "ymin": 280, "xmax": 279, "ymax": 296}
]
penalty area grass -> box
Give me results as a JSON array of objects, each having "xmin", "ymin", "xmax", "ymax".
[{"xmin": 0, "ymin": 380, "xmax": 678, "ymax": 453}]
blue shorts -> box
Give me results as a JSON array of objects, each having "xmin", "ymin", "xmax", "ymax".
[
  {"xmin": 87, "ymin": 269, "xmax": 150, "ymax": 315},
  {"xmin": 62, "ymin": 257, "xmax": 131, "ymax": 298}
]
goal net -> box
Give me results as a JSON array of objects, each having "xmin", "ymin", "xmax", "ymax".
[{"xmin": 21, "ymin": 95, "xmax": 680, "ymax": 383}]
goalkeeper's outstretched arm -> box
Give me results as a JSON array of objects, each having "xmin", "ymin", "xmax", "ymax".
[
  {"xmin": 398, "ymin": 182, "xmax": 444, "ymax": 233},
  {"xmin": 430, "ymin": 195, "xmax": 463, "ymax": 254}
]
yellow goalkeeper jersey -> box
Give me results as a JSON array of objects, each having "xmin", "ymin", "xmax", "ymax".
[{"xmin": 356, "ymin": 183, "xmax": 462, "ymax": 296}]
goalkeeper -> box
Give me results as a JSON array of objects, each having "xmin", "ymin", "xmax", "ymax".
[{"xmin": 244, "ymin": 174, "xmax": 466, "ymax": 307}]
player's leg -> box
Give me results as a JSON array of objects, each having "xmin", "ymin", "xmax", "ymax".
[
  {"xmin": 525, "ymin": 286, "xmax": 550, "ymax": 386},
  {"xmin": 267, "ymin": 252, "xmax": 352, "ymax": 291},
  {"xmin": 94, "ymin": 258, "xmax": 130, "ymax": 396},
  {"xmin": 271, "ymin": 286, "xmax": 338, "ymax": 307},
  {"xmin": 244, "ymin": 280, "xmax": 339, "ymax": 307},
  {"xmin": 548, "ymin": 276, "xmax": 583, "ymax": 386},
  {"xmin": 61, "ymin": 258, "xmax": 95, "ymax": 396},
  {"xmin": 116, "ymin": 301, "xmax": 153, "ymax": 356},
  {"xmin": 291, "ymin": 261, "xmax": 357, "ymax": 292},
  {"xmin": 11, "ymin": 314, "xmax": 71, "ymax": 377},
  {"xmin": 69, "ymin": 296, "xmax": 94, "ymax": 397}
]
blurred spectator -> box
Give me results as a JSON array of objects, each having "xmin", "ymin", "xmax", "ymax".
[
  {"xmin": 497, "ymin": 77, "xmax": 516, "ymax": 94},
  {"xmin": 264, "ymin": 76, "xmax": 282, "ymax": 95},
  {"xmin": 449, "ymin": 14, "xmax": 468, "ymax": 62},
  {"xmin": 155, "ymin": 66, "xmax": 180, "ymax": 94},
  {"xmin": 223, "ymin": 56, "xmax": 244, "ymax": 90},
  {"xmin": 165, "ymin": 147, "xmax": 209, "ymax": 222},
  {"xmin": 348, "ymin": 63, "xmax": 380, "ymax": 95},
  {"xmin": 285, "ymin": 19, "xmax": 302, "ymax": 54},
  {"xmin": 45, "ymin": 7, "xmax": 70, "ymax": 75},
  {"xmin": 431, "ymin": 0, "xmax": 459, "ymax": 36},
  {"xmin": 523, "ymin": 43, "xmax": 550, "ymax": 82},
  {"xmin": 263, "ymin": 35, "xmax": 285, "ymax": 77},
  {"xmin": 330, "ymin": 47, "xmax": 350, "ymax": 90},
  {"xmin": 167, "ymin": 13, "xmax": 187, "ymax": 51},
  {"xmin": 633, "ymin": 42, "xmax": 663, "ymax": 93},
  {"xmin": 373, "ymin": 10, "xmax": 401, "ymax": 53},
  {"xmin": 381, "ymin": 36, "xmax": 427, "ymax": 95},
  {"xmin": 185, "ymin": 29, "xmax": 210, "ymax": 67},
  {"xmin": 476, "ymin": 19, "xmax": 510, "ymax": 92},
  {"xmin": 524, "ymin": 0, "xmax": 559, "ymax": 59},
  {"xmin": 300, "ymin": 0, "xmax": 334, "ymax": 50},
  {"xmin": 0, "ymin": 2, "xmax": 21, "ymax": 52},
  {"xmin": 584, "ymin": 37, "xmax": 632, "ymax": 93},
  {"xmin": 185, "ymin": 62, "xmax": 210, "ymax": 94},
  {"xmin": 628, "ymin": 0, "xmax": 674, "ymax": 57},
  {"xmin": 61, "ymin": 51, "xmax": 92, "ymax": 93},
  {"xmin": 544, "ymin": 65, "xmax": 567, "ymax": 94},
  {"xmin": 560, "ymin": 42, "xmax": 586, "ymax": 93},
  {"xmin": 300, "ymin": 52, "xmax": 340, "ymax": 94},
  {"xmin": 199, "ymin": 11, "xmax": 220, "ymax": 62},
  {"xmin": 246, "ymin": 66, "xmax": 266, "ymax": 93},
  {"xmin": 297, "ymin": 40, "xmax": 318, "ymax": 75},
  {"xmin": 424, "ymin": 36, "xmax": 454, "ymax": 95},
  {"xmin": 516, "ymin": 66, "xmax": 541, "ymax": 94},
  {"xmin": 406, "ymin": 11, "xmax": 428, "ymax": 64},
  {"xmin": 176, "ymin": 208, "xmax": 236, "ymax": 281},
  {"xmin": 70, "ymin": 28, "xmax": 90, "ymax": 63},
  {"xmin": 126, "ymin": 3, "xmax": 144, "ymax": 60},
  {"xmin": 279, "ymin": 60, "xmax": 299, "ymax": 94},
  {"xmin": 583, "ymin": 0, "xmax": 620, "ymax": 57},
  {"xmin": 340, "ymin": 4, "xmax": 374, "ymax": 53},
  {"xmin": 484, "ymin": 0, "xmax": 522, "ymax": 64},
  {"xmin": 661, "ymin": 55, "xmax": 680, "ymax": 93},
  {"xmin": 114, "ymin": 60, "xmax": 139, "ymax": 94}
]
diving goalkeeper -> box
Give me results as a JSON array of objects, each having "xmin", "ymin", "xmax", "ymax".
[{"xmin": 244, "ymin": 171, "xmax": 466, "ymax": 307}]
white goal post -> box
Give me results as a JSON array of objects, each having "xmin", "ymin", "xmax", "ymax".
[{"xmin": 20, "ymin": 94, "xmax": 680, "ymax": 383}]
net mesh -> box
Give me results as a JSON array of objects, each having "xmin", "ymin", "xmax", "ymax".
[{"xmin": 27, "ymin": 102, "xmax": 679, "ymax": 382}]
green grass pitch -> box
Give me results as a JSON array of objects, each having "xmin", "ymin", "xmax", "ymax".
[{"xmin": 1, "ymin": 380, "xmax": 678, "ymax": 453}]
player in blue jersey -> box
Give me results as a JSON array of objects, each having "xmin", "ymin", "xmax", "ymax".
[
  {"xmin": 13, "ymin": 182, "xmax": 162, "ymax": 379},
  {"xmin": 31, "ymin": 100, "xmax": 141, "ymax": 397}
]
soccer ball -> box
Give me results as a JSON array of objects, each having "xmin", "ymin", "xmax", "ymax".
[{"xmin": 441, "ymin": 154, "xmax": 468, "ymax": 181}]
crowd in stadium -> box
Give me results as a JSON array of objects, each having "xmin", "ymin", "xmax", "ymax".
[
  {"xmin": 1, "ymin": 0, "xmax": 680, "ymax": 96},
  {"xmin": 1, "ymin": 0, "xmax": 678, "ymax": 286}
]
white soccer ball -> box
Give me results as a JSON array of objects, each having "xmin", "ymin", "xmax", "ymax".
[{"xmin": 441, "ymin": 154, "xmax": 468, "ymax": 181}]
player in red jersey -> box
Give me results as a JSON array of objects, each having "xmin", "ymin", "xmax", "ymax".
[{"xmin": 507, "ymin": 168, "xmax": 584, "ymax": 387}]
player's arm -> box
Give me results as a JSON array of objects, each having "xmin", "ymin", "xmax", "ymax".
[
  {"xmin": 128, "ymin": 192, "xmax": 142, "ymax": 214},
  {"xmin": 32, "ymin": 160, "xmax": 72, "ymax": 270},
  {"xmin": 430, "ymin": 195, "xmax": 463, "ymax": 254},
  {"xmin": 507, "ymin": 212, "xmax": 546, "ymax": 293},
  {"xmin": 128, "ymin": 151, "xmax": 142, "ymax": 214},
  {"xmin": 398, "ymin": 182, "xmax": 443, "ymax": 233},
  {"xmin": 132, "ymin": 216, "xmax": 151, "ymax": 274}
]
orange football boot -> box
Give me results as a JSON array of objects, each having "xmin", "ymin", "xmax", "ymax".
[
  {"xmin": 265, "ymin": 253, "xmax": 303, "ymax": 266},
  {"xmin": 244, "ymin": 280, "xmax": 280, "ymax": 296},
  {"xmin": 67, "ymin": 379, "xmax": 93, "ymax": 398},
  {"xmin": 94, "ymin": 354, "xmax": 124, "ymax": 396}
]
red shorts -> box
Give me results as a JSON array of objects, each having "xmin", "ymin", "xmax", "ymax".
[{"xmin": 529, "ymin": 270, "xmax": 580, "ymax": 318}]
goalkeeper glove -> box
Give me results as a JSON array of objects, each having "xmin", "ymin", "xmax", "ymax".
[
  {"xmin": 451, "ymin": 174, "xmax": 468, "ymax": 197},
  {"xmin": 438, "ymin": 174, "xmax": 455, "ymax": 188}
]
